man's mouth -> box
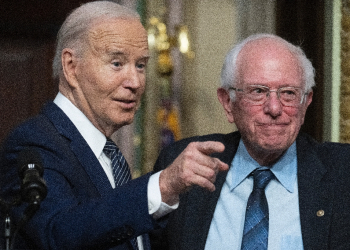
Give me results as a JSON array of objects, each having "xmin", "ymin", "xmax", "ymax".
[
  {"xmin": 116, "ymin": 98, "xmax": 137, "ymax": 109},
  {"xmin": 256, "ymin": 122, "xmax": 289, "ymax": 126}
]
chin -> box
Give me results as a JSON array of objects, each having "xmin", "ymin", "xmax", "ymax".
[
  {"xmin": 262, "ymin": 139, "xmax": 291, "ymax": 153},
  {"xmin": 119, "ymin": 118, "xmax": 134, "ymax": 127},
  {"xmin": 113, "ymin": 111, "xmax": 136, "ymax": 124}
]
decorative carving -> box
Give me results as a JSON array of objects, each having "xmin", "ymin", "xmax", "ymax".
[{"xmin": 340, "ymin": 0, "xmax": 350, "ymax": 142}]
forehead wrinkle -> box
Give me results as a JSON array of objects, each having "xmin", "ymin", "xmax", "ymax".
[{"xmin": 88, "ymin": 29, "xmax": 148, "ymax": 57}]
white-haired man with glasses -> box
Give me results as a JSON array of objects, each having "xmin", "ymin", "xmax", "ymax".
[{"xmin": 153, "ymin": 33, "xmax": 350, "ymax": 250}]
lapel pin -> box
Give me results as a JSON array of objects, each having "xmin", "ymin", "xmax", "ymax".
[{"xmin": 317, "ymin": 210, "xmax": 324, "ymax": 217}]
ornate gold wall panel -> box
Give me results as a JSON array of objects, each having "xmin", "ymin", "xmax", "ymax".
[{"xmin": 340, "ymin": 0, "xmax": 350, "ymax": 142}]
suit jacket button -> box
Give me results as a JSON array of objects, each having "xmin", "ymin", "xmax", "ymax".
[{"xmin": 317, "ymin": 210, "xmax": 324, "ymax": 217}]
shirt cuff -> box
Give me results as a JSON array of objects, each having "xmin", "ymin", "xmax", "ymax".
[{"xmin": 148, "ymin": 171, "xmax": 179, "ymax": 219}]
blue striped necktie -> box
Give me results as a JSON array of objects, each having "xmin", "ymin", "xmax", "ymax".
[
  {"xmin": 241, "ymin": 169, "xmax": 274, "ymax": 250},
  {"xmin": 103, "ymin": 139, "xmax": 139, "ymax": 250}
]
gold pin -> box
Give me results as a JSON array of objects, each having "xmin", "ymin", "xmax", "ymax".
[{"xmin": 317, "ymin": 210, "xmax": 324, "ymax": 217}]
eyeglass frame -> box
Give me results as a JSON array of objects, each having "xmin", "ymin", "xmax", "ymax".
[{"xmin": 227, "ymin": 84, "xmax": 309, "ymax": 107}]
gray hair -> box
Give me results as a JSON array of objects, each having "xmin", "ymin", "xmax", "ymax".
[
  {"xmin": 220, "ymin": 33, "xmax": 315, "ymax": 100},
  {"xmin": 52, "ymin": 1, "xmax": 140, "ymax": 80}
]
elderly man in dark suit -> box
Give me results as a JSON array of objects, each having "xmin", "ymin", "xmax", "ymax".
[
  {"xmin": 0, "ymin": 1, "xmax": 228, "ymax": 249},
  {"xmin": 154, "ymin": 34, "xmax": 350, "ymax": 250}
]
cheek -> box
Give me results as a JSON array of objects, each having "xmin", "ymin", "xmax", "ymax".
[
  {"xmin": 284, "ymin": 107, "xmax": 306, "ymax": 125},
  {"xmin": 76, "ymin": 63, "xmax": 107, "ymax": 94},
  {"xmin": 238, "ymin": 103, "xmax": 261, "ymax": 119},
  {"xmin": 139, "ymin": 78, "xmax": 146, "ymax": 92},
  {"xmin": 232, "ymin": 104, "xmax": 258, "ymax": 129}
]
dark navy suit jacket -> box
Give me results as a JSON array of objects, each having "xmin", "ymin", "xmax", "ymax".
[
  {"xmin": 153, "ymin": 131, "xmax": 350, "ymax": 250},
  {"xmin": 0, "ymin": 102, "xmax": 157, "ymax": 250}
]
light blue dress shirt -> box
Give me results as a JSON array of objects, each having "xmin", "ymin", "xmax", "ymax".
[{"xmin": 205, "ymin": 139, "xmax": 304, "ymax": 250}]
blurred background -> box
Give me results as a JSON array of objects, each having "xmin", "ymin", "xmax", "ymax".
[{"xmin": 0, "ymin": 0, "xmax": 347, "ymax": 176}]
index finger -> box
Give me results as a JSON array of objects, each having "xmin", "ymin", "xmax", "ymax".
[{"xmin": 194, "ymin": 141, "xmax": 225, "ymax": 156}]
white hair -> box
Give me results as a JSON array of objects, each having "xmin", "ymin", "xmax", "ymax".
[
  {"xmin": 52, "ymin": 1, "xmax": 140, "ymax": 80},
  {"xmin": 220, "ymin": 33, "xmax": 315, "ymax": 100}
]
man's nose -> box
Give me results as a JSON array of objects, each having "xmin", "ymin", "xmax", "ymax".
[
  {"xmin": 123, "ymin": 66, "xmax": 142, "ymax": 89},
  {"xmin": 263, "ymin": 91, "xmax": 283, "ymax": 117}
]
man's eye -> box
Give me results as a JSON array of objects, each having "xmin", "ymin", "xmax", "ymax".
[
  {"xmin": 136, "ymin": 63, "xmax": 146, "ymax": 70},
  {"xmin": 250, "ymin": 87, "xmax": 266, "ymax": 94},
  {"xmin": 113, "ymin": 62, "xmax": 122, "ymax": 67},
  {"xmin": 281, "ymin": 90, "xmax": 296, "ymax": 96}
]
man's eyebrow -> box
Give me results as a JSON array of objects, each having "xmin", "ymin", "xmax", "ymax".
[
  {"xmin": 139, "ymin": 54, "xmax": 150, "ymax": 60},
  {"xmin": 107, "ymin": 51, "xmax": 126, "ymax": 56},
  {"xmin": 106, "ymin": 51, "xmax": 150, "ymax": 60}
]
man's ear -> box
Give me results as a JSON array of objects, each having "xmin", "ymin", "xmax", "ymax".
[
  {"xmin": 300, "ymin": 90, "xmax": 313, "ymax": 125},
  {"xmin": 217, "ymin": 88, "xmax": 235, "ymax": 123},
  {"xmin": 305, "ymin": 90, "xmax": 313, "ymax": 108},
  {"xmin": 61, "ymin": 48, "xmax": 79, "ymax": 89}
]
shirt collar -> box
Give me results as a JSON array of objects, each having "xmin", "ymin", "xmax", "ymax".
[
  {"xmin": 53, "ymin": 92, "xmax": 106, "ymax": 159},
  {"xmin": 231, "ymin": 139, "xmax": 297, "ymax": 193}
]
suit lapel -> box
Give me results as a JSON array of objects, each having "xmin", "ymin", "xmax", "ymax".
[
  {"xmin": 69, "ymin": 136, "xmax": 113, "ymax": 197},
  {"xmin": 296, "ymin": 135, "xmax": 333, "ymax": 249},
  {"xmin": 42, "ymin": 102, "xmax": 114, "ymax": 197}
]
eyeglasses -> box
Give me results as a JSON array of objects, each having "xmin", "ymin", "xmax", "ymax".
[{"xmin": 228, "ymin": 85, "xmax": 308, "ymax": 107}]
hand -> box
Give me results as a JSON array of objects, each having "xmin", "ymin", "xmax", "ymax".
[{"xmin": 159, "ymin": 141, "xmax": 229, "ymax": 205}]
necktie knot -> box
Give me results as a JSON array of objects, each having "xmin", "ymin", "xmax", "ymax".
[
  {"xmin": 103, "ymin": 139, "xmax": 118, "ymax": 157},
  {"xmin": 253, "ymin": 169, "xmax": 274, "ymax": 190}
]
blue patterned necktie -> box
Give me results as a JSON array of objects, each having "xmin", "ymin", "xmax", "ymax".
[
  {"xmin": 103, "ymin": 139, "xmax": 139, "ymax": 250},
  {"xmin": 241, "ymin": 169, "xmax": 274, "ymax": 250},
  {"xmin": 103, "ymin": 139, "xmax": 132, "ymax": 186}
]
